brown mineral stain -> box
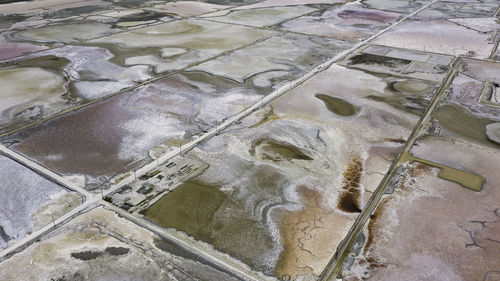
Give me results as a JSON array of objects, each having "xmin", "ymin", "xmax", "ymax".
[
  {"xmin": 338, "ymin": 156, "xmax": 363, "ymax": 213},
  {"xmin": 365, "ymin": 197, "xmax": 387, "ymax": 254},
  {"xmin": 338, "ymin": 192, "xmax": 362, "ymax": 212},
  {"xmin": 384, "ymin": 137, "xmax": 406, "ymax": 144},
  {"xmin": 361, "ymin": 197, "xmax": 390, "ymax": 273}
]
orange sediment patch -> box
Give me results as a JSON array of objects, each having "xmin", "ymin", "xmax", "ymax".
[
  {"xmin": 362, "ymin": 163, "xmax": 432, "ymax": 271},
  {"xmin": 364, "ymin": 163, "xmax": 430, "ymax": 253},
  {"xmin": 411, "ymin": 162, "xmax": 432, "ymax": 177},
  {"xmin": 276, "ymin": 186, "xmax": 352, "ymax": 280}
]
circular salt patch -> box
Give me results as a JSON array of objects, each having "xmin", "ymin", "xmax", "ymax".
[{"xmin": 486, "ymin": 122, "xmax": 500, "ymax": 144}]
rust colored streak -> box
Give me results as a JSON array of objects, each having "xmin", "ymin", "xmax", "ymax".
[{"xmin": 338, "ymin": 156, "xmax": 363, "ymax": 213}]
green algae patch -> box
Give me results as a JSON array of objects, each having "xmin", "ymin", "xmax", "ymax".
[
  {"xmin": 105, "ymin": 246, "xmax": 130, "ymax": 256},
  {"xmin": 347, "ymin": 53, "xmax": 412, "ymax": 71},
  {"xmin": 434, "ymin": 103, "xmax": 495, "ymax": 147},
  {"xmin": 437, "ymin": 167, "xmax": 484, "ymax": 192},
  {"xmin": 144, "ymin": 174, "xmax": 279, "ymax": 275},
  {"xmin": 15, "ymin": 55, "xmax": 70, "ymax": 73},
  {"xmin": 315, "ymin": 94, "xmax": 359, "ymax": 116},
  {"xmin": 71, "ymin": 250, "xmax": 102, "ymax": 261},
  {"xmin": 409, "ymin": 155, "xmax": 485, "ymax": 192},
  {"xmin": 250, "ymin": 139, "xmax": 312, "ymax": 162},
  {"xmin": 365, "ymin": 92, "xmax": 430, "ymax": 116},
  {"xmin": 144, "ymin": 180, "xmax": 227, "ymax": 241}
]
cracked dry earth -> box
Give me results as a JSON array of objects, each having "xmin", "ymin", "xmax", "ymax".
[
  {"xmin": 275, "ymin": 182, "xmax": 356, "ymax": 278},
  {"xmin": 347, "ymin": 157, "xmax": 500, "ymax": 281},
  {"xmin": 1, "ymin": 0, "xmax": 500, "ymax": 281}
]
